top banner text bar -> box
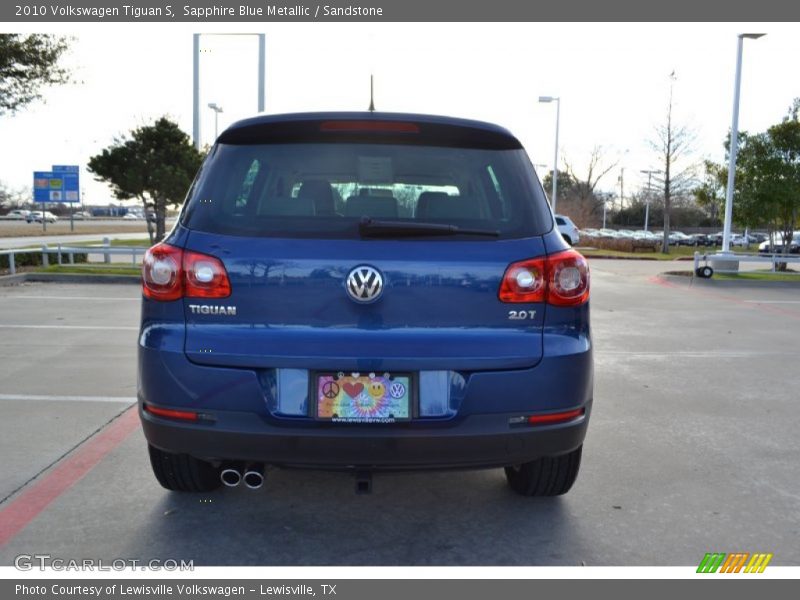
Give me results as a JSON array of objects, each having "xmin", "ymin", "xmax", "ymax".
[{"xmin": 4, "ymin": 0, "xmax": 800, "ymax": 22}]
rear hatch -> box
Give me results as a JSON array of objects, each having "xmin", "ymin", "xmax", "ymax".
[{"xmin": 179, "ymin": 114, "xmax": 553, "ymax": 372}]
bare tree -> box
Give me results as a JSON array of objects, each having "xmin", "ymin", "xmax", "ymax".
[
  {"xmin": 549, "ymin": 146, "xmax": 621, "ymax": 227},
  {"xmin": 650, "ymin": 72, "xmax": 697, "ymax": 253},
  {"xmin": 563, "ymin": 145, "xmax": 620, "ymax": 202}
]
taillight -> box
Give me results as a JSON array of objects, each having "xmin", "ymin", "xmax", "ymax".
[
  {"xmin": 183, "ymin": 250, "xmax": 231, "ymax": 298},
  {"xmin": 142, "ymin": 243, "xmax": 183, "ymax": 301},
  {"xmin": 498, "ymin": 258, "xmax": 546, "ymax": 303},
  {"xmin": 142, "ymin": 243, "xmax": 231, "ymax": 301},
  {"xmin": 499, "ymin": 249, "xmax": 589, "ymax": 306},
  {"xmin": 546, "ymin": 250, "xmax": 590, "ymax": 306}
]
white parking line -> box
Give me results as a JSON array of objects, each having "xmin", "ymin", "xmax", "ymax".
[
  {"xmin": 744, "ymin": 300, "xmax": 800, "ymax": 304},
  {"xmin": 0, "ymin": 394, "xmax": 136, "ymax": 403},
  {"xmin": 0, "ymin": 296, "xmax": 139, "ymax": 301},
  {"xmin": 601, "ymin": 350, "xmax": 786, "ymax": 358},
  {"xmin": 0, "ymin": 324, "xmax": 138, "ymax": 331}
]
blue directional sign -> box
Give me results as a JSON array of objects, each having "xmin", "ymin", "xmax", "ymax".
[
  {"xmin": 33, "ymin": 165, "xmax": 80, "ymax": 203},
  {"xmin": 52, "ymin": 165, "xmax": 80, "ymax": 202}
]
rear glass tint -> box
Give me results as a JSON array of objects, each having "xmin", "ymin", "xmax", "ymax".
[{"xmin": 182, "ymin": 143, "xmax": 552, "ymax": 239}]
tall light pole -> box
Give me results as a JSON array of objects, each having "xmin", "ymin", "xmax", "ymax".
[
  {"xmin": 640, "ymin": 169, "xmax": 662, "ymax": 232},
  {"xmin": 539, "ymin": 96, "xmax": 560, "ymax": 213},
  {"xmin": 208, "ymin": 103, "xmax": 223, "ymax": 139},
  {"xmin": 193, "ymin": 33, "xmax": 266, "ymax": 149},
  {"xmin": 721, "ymin": 33, "xmax": 765, "ymax": 253}
]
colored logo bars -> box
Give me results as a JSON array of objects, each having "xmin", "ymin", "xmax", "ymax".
[{"xmin": 697, "ymin": 552, "xmax": 773, "ymax": 573}]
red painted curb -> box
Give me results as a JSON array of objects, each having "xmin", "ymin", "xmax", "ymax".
[{"xmin": 0, "ymin": 407, "xmax": 141, "ymax": 547}]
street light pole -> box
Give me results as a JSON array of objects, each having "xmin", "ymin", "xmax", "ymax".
[
  {"xmin": 640, "ymin": 169, "xmax": 662, "ymax": 232},
  {"xmin": 539, "ymin": 96, "xmax": 560, "ymax": 213},
  {"xmin": 722, "ymin": 33, "xmax": 765, "ymax": 254},
  {"xmin": 193, "ymin": 33, "xmax": 200, "ymax": 150},
  {"xmin": 208, "ymin": 103, "xmax": 223, "ymax": 139},
  {"xmin": 193, "ymin": 33, "xmax": 266, "ymax": 149}
]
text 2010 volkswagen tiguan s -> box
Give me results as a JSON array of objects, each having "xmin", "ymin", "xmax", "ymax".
[{"xmin": 139, "ymin": 112, "xmax": 593, "ymax": 496}]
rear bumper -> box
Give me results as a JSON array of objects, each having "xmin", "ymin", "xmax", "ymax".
[
  {"xmin": 138, "ymin": 305, "xmax": 593, "ymax": 471},
  {"xmin": 140, "ymin": 402, "xmax": 591, "ymax": 470}
]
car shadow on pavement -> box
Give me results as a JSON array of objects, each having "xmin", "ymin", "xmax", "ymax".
[{"xmin": 124, "ymin": 467, "xmax": 587, "ymax": 566}]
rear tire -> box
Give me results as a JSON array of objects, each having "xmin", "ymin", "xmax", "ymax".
[
  {"xmin": 505, "ymin": 446, "xmax": 582, "ymax": 497},
  {"xmin": 148, "ymin": 444, "xmax": 221, "ymax": 492}
]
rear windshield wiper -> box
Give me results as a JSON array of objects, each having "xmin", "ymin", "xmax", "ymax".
[{"xmin": 358, "ymin": 217, "xmax": 499, "ymax": 238}]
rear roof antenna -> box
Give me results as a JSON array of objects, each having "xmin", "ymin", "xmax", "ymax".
[{"xmin": 368, "ymin": 74, "xmax": 375, "ymax": 112}]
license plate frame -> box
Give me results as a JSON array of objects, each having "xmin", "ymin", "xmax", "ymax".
[{"xmin": 312, "ymin": 371, "xmax": 415, "ymax": 423}]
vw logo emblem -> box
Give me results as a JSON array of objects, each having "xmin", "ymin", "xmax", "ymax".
[{"xmin": 346, "ymin": 265, "xmax": 384, "ymax": 303}]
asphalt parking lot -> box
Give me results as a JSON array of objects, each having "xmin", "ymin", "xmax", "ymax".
[{"xmin": 0, "ymin": 263, "xmax": 798, "ymax": 566}]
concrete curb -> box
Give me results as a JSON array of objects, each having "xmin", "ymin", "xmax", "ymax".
[
  {"xmin": 0, "ymin": 273, "xmax": 28, "ymax": 286},
  {"xmin": 0, "ymin": 272, "xmax": 140, "ymax": 286},
  {"xmin": 657, "ymin": 272, "xmax": 800, "ymax": 288},
  {"xmin": 581, "ymin": 254, "xmax": 694, "ymax": 261}
]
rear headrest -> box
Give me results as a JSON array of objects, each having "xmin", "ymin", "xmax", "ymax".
[
  {"xmin": 415, "ymin": 191, "xmax": 450, "ymax": 217},
  {"xmin": 416, "ymin": 192, "xmax": 481, "ymax": 219},
  {"xmin": 345, "ymin": 195, "xmax": 398, "ymax": 218},
  {"xmin": 298, "ymin": 180, "xmax": 336, "ymax": 215}
]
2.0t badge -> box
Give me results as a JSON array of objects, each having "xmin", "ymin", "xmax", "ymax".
[{"xmin": 346, "ymin": 265, "xmax": 384, "ymax": 303}]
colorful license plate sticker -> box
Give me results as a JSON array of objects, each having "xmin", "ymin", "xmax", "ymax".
[{"xmin": 317, "ymin": 372, "xmax": 410, "ymax": 422}]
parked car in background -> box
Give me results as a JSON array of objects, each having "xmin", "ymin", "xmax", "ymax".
[
  {"xmin": 26, "ymin": 211, "xmax": 58, "ymax": 223},
  {"xmin": 759, "ymin": 233, "xmax": 800, "ymax": 254},
  {"xmin": 689, "ymin": 233, "xmax": 713, "ymax": 247},
  {"xmin": 615, "ymin": 229, "xmax": 637, "ymax": 238},
  {"xmin": 3, "ymin": 209, "xmax": 31, "ymax": 220},
  {"xmin": 730, "ymin": 234, "xmax": 755, "ymax": 247},
  {"xmin": 668, "ymin": 231, "xmax": 695, "ymax": 246},
  {"xmin": 632, "ymin": 230, "xmax": 660, "ymax": 242},
  {"xmin": 71, "ymin": 211, "xmax": 93, "ymax": 220},
  {"xmin": 555, "ymin": 214, "xmax": 580, "ymax": 245},
  {"xmin": 123, "ymin": 212, "xmax": 143, "ymax": 220}
]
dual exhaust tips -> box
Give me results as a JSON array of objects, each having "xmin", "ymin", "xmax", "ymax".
[{"xmin": 220, "ymin": 463, "xmax": 264, "ymax": 489}]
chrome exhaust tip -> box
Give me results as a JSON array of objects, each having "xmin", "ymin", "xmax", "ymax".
[
  {"xmin": 220, "ymin": 467, "xmax": 242, "ymax": 487},
  {"xmin": 243, "ymin": 464, "xmax": 265, "ymax": 489}
]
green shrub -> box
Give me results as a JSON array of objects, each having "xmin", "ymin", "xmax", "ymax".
[
  {"xmin": 1, "ymin": 250, "xmax": 88, "ymax": 272},
  {"xmin": 582, "ymin": 235, "xmax": 658, "ymax": 252}
]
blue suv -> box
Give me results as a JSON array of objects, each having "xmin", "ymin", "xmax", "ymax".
[{"xmin": 139, "ymin": 112, "xmax": 592, "ymax": 496}]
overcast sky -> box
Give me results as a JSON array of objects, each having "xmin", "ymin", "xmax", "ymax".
[{"xmin": 2, "ymin": 22, "xmax": 798, "ymax": 206}]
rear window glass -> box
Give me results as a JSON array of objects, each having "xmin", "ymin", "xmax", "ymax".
[{"xmin": 182, "ymin": 143, "xmax": 552, "ymax": 239}]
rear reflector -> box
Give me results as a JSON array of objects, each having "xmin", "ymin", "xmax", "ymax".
[
  {"xmin": 527, "ymin": 408, "xmax": 585, "ymax": 426},
  {"xmin": 320, "ymin": 120, "xmax": 420, "ymax": 133},
  {"xmin": 143, "ymin": 403, "xmax": 198, "ymax": 422}
]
